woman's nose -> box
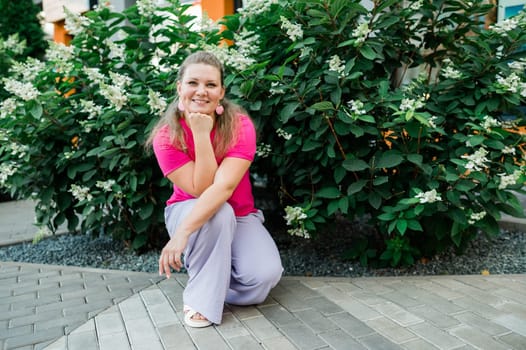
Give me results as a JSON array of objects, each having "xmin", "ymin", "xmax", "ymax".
[{"xmin": 196, "ymin": 83, "xmax": 206, "ymax": 94}]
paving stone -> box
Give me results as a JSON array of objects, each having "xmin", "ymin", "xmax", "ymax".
[
  {"xmin": 494, "ymin": 314, "xmax": 526, "ymax": 337},
  {"xmin": 226, "ymin": 334, "xmax": 264, "ymax": 350},
  {"xmin": 158, "ymin": 323, "xmax": 195, "ymax": 350},
  {"xmin": 185, "ymin": 326, "xmax": 230, "ymax": 350},
  {"xmin": 241, "ymin": 315, "xmax": 281, "ymax": 341},
  {"xmin": 293, "ymin": 308, "xmax": 340, "ymax": 333},
  {"xmin": 228, "ymin": 305, "xmax": 262, "ymax": 320},
  {"xmin": 337, "ymin": 298, "xmax": 382, "ymax": 321},
  {"xmin": 5, "ymin": 326, "xmax": 64, "ymax": 349},
  {"xmin": 259, "ymin": 335, "xmax": 298, "ymax": 350},
  {"xmin": 453, "ymin": 312, "xmax": 510, "ymax": 336},
  {"xmin": 279, "ymin": 322, "xmax": 329, "ymax": 350},
  {"xmin": 328, "ymin": 312, "xmax": 376, "ymax": 338},
  {"xmin": 43, "ymin": 336, "xmax": 67, "ymax": 350},
  {"xmin": 216, "ymin": 312, "xmax": 251, "ymax": 339},
  {"xmin": 366, "ymin": 316, "xmax": 418, "ymax": 344},
  {"xmin": 257, "ymin": 304, "xmax": 298, "ymax": 327},
  {"xmin": 358, "ymin": 332, "xmax": 404, "ymax": 350},
  {"xmin": 400, "ymin": 338, "xmax": 439, "ymax": 350},
  {"xmin": 318, "ymin": 329, "xmax": 367, "ymax": 350},
  {"xmin": 497, "ymin": 332, "xmax": 526, "ymax": 350},
  {"xmin": 407, "ymin": 304, "xmax": 460, "ymax": 329},
  {"xmin": 409, "ymin": 322, "xmax": 464, "ymax": 349},
  {"xmin": 449, "ymin": 324, "xmax": 510, "ymax": 350},
  {"xmin": 381, "ymin": 290, "xmax": 424, "ymax": 308},
  {"xmin": 373, "ymin": 302, "xmax": 423, "ymax": 327},
  {"xmin": 98, "ymin": 332, "xmax": 132, "ymax": 350},
  {"xmin": 453, "ymin": 297, "xmax": 506, "ymax": 320},
  {"xmin": 95, "ymin": 309, "xmax": 126, "ymax": 336}
]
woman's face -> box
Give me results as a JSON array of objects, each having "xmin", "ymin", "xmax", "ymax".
[{"xmin": 177, "ymin": 63, "xmax": 225, "ymax": 117}]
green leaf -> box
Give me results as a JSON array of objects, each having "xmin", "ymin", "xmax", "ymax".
[
  {"xmin": 343, "ymin": 158, "xmax": 369, "ymax": 171},
  {"xmin": 407, "ymin": 154, "xmax": 423, "ymax": 166},
  {"xmin": 310, "ymin": 101, "xmax": 334, "ymax": 111},
  {"xmin": 347, "ymin": 179, "xmax": 368, "ymax": 195},
  {"xmin": 280, "ymin": 102, "xmax": 300, "ymax": 123},
  {"xmin": 368, "ymin": 192, "xmax": 382, "ymax": 209},
  {"xmin": 359, "ymin": 45, "xmax": 376, "ymax": 60},
  {"xmin": 317, "ymin": 187, "xmax": 341, "ymax": 199},
  {"xmin": 376, "ymin": 151, "xmax": 404, "ymax": 169}
]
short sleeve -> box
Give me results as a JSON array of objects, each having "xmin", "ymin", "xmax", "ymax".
[
  {"xmin": 224, "ymin": 115, "xmax": 256, "ymax": 161},
  {"xmin": 152, "ymin": 125, "xmax": 192, "ymax": 177}
]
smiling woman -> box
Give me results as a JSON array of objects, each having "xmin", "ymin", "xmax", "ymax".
[{"xmin": 145, "ymin": 51, "xmax": 283, "ymax": 328}]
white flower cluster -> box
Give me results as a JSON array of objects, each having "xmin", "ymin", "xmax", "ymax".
[
  {"xmin": 415, "ymin": 189, "xmax": 442, "ymax": 204},
  {"xmin": 468, "ymin": 211, "xmax": 486, "ymax": 225},
  {"xmin": 269, "ymin": 81, "xmax": 285, "ymax": 95},
  {"xmin": 148, "ymin": 89, "xmax": 167, "ymax": 116},
  {"xmin": 137, "ymin": 0, "xmax": 158, "ymax": 17},
  {"xmin": 256, "ymin": 143, "xmax": 272, "ymax": 158},
  {"xmin": 327, "ymin": 55, "xmax": 346, "ymax": 77},
  {"xmin": 0, "ymin": 98, "xmax": 19, "ymax": 119},
  {"xmin": 98, "ymin": 72, "xmax": 132, "ymax": 111},
  {"xmin": 347, "ymin": 99, "xmax": 366, "ymax": 116},
  {"xmin": 428, "ymin": 116, "xmax": 438, "ymax": 128},
  {"xmin": 481, "ymin": 115, "xmax": 500, "ymax": 131},
  {"xmin": 0, "ymin": 162, "xmax": 19, "ymax": 188},
  {"xmin": 502, "ymin": 145, "xmax": 516, "ymax": 155},
  {"xmin": 498, "ymin": 170, "xmax": 522, "ymax": 190},
  {"xmin": 64, "ymin": 7, "xmax": 92, "ymax": 35},
  {"xmin": 2, "ymin": 78, "xmax": 39, "ymax": 101},
  {"xmin": 199, "ymin": 13, "xmax": 220, "ymax": 33},
  {"xmin": 276, "ymin": 128, "xmax": 292, "ymax": 140},
  {"xmin": 284, "ymin": 206, "xmax": 310, "ymax": 239},
  {"xmin": 399, "ymin": 97, "xmax": 425, "ymax": 112},
  {"xmin": 104, "ymin": 38, "xmax": 126, "ymax": 59},
  {"xmin": 96, "ymin": 179, "xmax": 116, "ymax": 192},
  {"xmin": 80, "ymin": 99, "xmax": 103, "ymax": 119},
  {"xmin": 69, "ymin": 184, "xmax": 93, "ymax": 202},
  {"xmin": 441, "ymin": 65, "xmax": 462, "ymax": 79},
  {"xmin": 0, "ymin": 33, "xmax": 26, "ymax": 54},
  {"xmin": 508, "ymin": 59, "xmax": 526, "ymax": 71},
  {"xmin": 352, "ymin": 22, "xmax": 372, "ymax": 45},
  {"xmin": 410, "ymin": 0, "xmax": 424, "ymax": 11},
  {"xmin": 490, "ymin": 11, "xmax": 524, "ymax": 35},
  {"xmin": 9, "ymin": 58, "xmax": 45, "ymax": 82},
  {"xmin": 45, "ymin": 42, "xmax": 75, "ymax": 74},
  {"xmin": 461, "ymin": 147, "xmax": 489, "ymax": 171},
  {"xmin": 83, "ymin": 67, "xmax": 105, "ymax": 85},
  {"xmin": 237, "ymin": 0, "xmax": 278, "ymax": 17},
  {"xmin": 7, "ymin": 143, "xmax": 28, "ymax": 158},
  {"xmin": 496, "ymin": 73, "xmax": 526, "ymax": 97},
  {"xmin": 280, "ymin": 16, "xmax": 303, "ymax": 42}
]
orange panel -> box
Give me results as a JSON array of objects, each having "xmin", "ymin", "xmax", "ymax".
[
  {"xmin": 201, "ymin": 0, "xmax": 234, "ymax": 21},
  {"xmin": 53, "ymin": 20, "xmax": 72, "ymax": 45}
]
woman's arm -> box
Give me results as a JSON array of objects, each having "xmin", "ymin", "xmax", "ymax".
[
  {"xmin": 159, "ymin": 157, "xmax": 251, "ymax": 278},
  {"xmin": 166, "ymin": 113, "xmax": 217, "ymax": 197}
]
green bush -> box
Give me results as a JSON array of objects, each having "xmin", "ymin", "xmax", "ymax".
[
  {"xmin": 1, "ymin": 0, "xmax": 525, "ymax": 266},
  {"xmin": 0, "ymin": 0, "xmax": 222, "ymax": 249},
  {"xmin": 215, "ymin": 0, "xmax": 526, "ymax": 266}
]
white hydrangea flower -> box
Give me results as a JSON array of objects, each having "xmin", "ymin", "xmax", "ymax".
[
  {"xmin": 148, "ymin": 89, "xmax": 167, "ymax": 116},
  {"xmin": 99, "ymin": 83, "xmax": 128, "ymax": 111},
  {"xmin": 280, "ymin": 16, "xmax": 303, "ymax": 41},
  {"xmin": 46, "ymin": 42, "xmax": 75, "ymax": 74},
  {"xmin": 328, "ymin": 55, "xmax": 346, "ymax": 77},
  {"xmin": 64, "ymin": 7, "xmax": 92, "ymax": 35},
  {"xmin": 109, "ymin": 71, "xmax": 132, "ymax": 89},
  {"xmin": 104, "ymin": 38, "xmax": 125, "ymax": 59},
  {"xmin": 490, "ymin": 14, "xmax": 521, "ymax": 34},
  {"xmin": 410, "ymin": 0, "xmax": 424, "ymax": 10},
  {"xmin": 9, "ymin": 57, "xmax": 45, "ymax": 82},
  {"xmin": 256, "ymin": 143, "xmax": 272, "ymax": 158},
  {"xmin": 347, "ymin": 99, "xmax": 366, "ymax": 115},
  {"xmin": 136, "ymin": 0, "xmax": 157, "ymax": 17},
  {"xmin": 352, "ymin": 22, "xmax": 371, "ymax": 44},
  {"xmin": 497, "ymin": 72, "xmax": 522, "ymax": 94},
  {"xmin": 237, "ymin": 0, "xmax": 278, "ymax": 17},
  {"xmin": 287, "ymin": 227, "xmax": 311, "ymax": 239},
  {"xmin": 0, "ymin": 98, "xmax": 19, "ymax": 119},
  {"xmin": 8, "ymin": 143, "xmax": 29, "ymax": 158},
  {"xmin": 276, "ymin": 128, "xmax": 292, "ymax": 140},
  {"xmin": 481, "ymin": 115, "xmax": 500, "ymax": 131},
  {"xmin": 508, "ymin": 60, "xmax": 526, "ymax": 71},
  {"xmin": 0, "ymin": 162, "xmax": 19, "ymax": 188},
  {"xmin": 284, "ymin": 206, "xmax": 308, "ymax": 225},
  {"xmin": 502, "ymin": 146, "xmax": 516, "ymax": 155},
  {"xmin": 83, "ymin": 67, "xmax": 105, "ymax": 85},
  {"xmin": 461, "ymin": 147, "xmax": 489, "ymax": 171},
  {"xmin": 415, "ymin": 189, "xmax": 442, "ymax": 204},
  {"xmin": 69, "ymin": 184, "xmax": 93, "ymax": 202},
  {"xmin": 1, "ymin": 33, "xmax": 26, "ymax": 55},
  {"xmin": 468, "ymin": 211, "xmax": 486, "ymax": 225},
  {"xmin": 442, "ymin": 66, "xmax": 462, "ymax": 79},
  {"xmin": 498, "ymin": 170, "xmax": 522, "ymax": 190},
  {"xmin": 79, "ymin": 99, "xmax": 103, "ymax": 119},
  {"xmin": 96, "ymin": 179, "xmax": 116, "ymax": 192},
  {"xmin": 2, "ymin": 78, "xmax": 39, "ymax": 101},
  {"xmin": 399, "ymin": 97, "xmax": 425, "ymax": 112}
]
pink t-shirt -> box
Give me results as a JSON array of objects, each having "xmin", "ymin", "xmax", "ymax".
[{"xmin": 152, "ymin": 114, "xmax": 257, "ymax": 217}]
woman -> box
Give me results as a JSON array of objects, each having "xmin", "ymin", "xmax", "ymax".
[{"xmin": 147, "ymin": 51, "xmax": 283, "ymax": 328}]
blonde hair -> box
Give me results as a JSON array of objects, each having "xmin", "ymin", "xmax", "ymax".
[{"xmin": 146, "ymin": 51, "xmax": 245, "ymax": 157}]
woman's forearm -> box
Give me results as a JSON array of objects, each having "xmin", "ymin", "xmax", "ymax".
[{"xmin": 192, "ymin": 132, "xmax": 218, "ymax": 194}]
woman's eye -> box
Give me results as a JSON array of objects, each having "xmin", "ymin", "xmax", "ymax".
[
  {"xmin": 188, "ymin": 81, "xmax": 197, "ymax": 85},
  {"xmin": 207, "ymin": 83, "xmax": 217, "ymax": 87}
]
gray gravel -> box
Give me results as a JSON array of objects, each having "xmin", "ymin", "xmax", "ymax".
[{"xmin": 0, "ymin": 224, "xmax": 524, "ymax": 277}]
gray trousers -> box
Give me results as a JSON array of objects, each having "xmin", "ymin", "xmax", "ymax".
[{"xmin": 164, "ymin": 200, "xmax": 283, "ymax": 324}]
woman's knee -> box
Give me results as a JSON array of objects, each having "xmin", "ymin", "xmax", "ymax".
[{"xmin": 203, "ymin": 203, "xmax": 236, "ymax": 238}]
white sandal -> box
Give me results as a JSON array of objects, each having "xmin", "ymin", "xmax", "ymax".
[{"xmin": 183, "ymin": 305, "xmax": 212, "ymax": 328}]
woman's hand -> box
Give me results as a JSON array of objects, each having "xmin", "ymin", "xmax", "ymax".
[
  {"xmin": 158, "ymin": 232, "xmax": 189, "ymax": 279},
  {"xmin": 187, "ymin": 112, "xmax": 214, "ymax": 135}
]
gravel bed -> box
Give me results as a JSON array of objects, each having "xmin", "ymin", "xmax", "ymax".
[{"xmin": 0, "ymin": 221, "xmax": 524, "ymax": 277}]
